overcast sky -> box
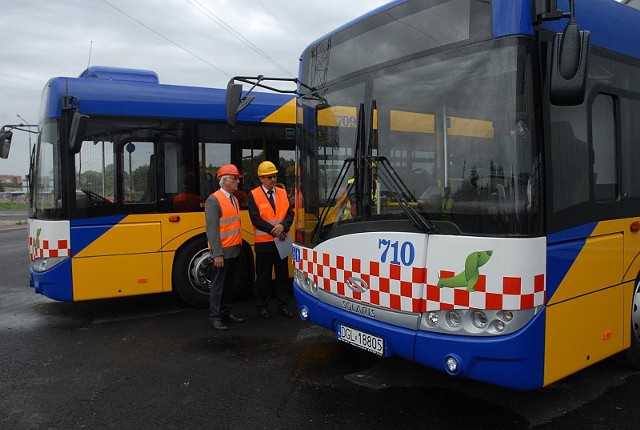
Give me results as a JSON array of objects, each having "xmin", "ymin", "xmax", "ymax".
[{"xmin": 0, "ymin": 0, "xmax": 390, "ymax": 178}]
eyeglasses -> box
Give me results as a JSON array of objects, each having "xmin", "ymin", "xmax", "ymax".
[
  {"xmin": 261, "ymin": 175, "xmax": 277, "ymax": 180},
  {"xmin": 224, "ymin": 177, "xmax": 239, "ymax": 182}
]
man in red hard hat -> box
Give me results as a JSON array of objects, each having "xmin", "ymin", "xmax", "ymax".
[
  {"xmin": 205, "ymin": 163, "xmax": 245, "ymax": 330},
  {"xmin": 247, "ymin": 161, "xmax": 295, "ymax": 320}
]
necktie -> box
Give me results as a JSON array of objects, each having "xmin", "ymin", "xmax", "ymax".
[
  {"xmin": 267, "ymin": 190, "xmax": 275, "ymax": 211},
  {"xmin": 230, "ymin": 194, "xmax": 237, "ymax": 211}
]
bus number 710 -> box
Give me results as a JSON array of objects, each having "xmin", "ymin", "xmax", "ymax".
[{"xmin": 378, "ymin": 239, "xmax": 415, "ymax": 266}]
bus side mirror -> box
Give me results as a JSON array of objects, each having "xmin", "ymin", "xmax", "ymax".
[
  {"xmin": 550, "ymin": 20, "xmax": 590, "ymax": 106},
  {"xmin": 226, "ymin": 83, "xmax": 243, "ymax": 128},
  {"xmin": 69, "ymin": 111, "xmax": 89, "ymax": 154},
  {"xmin": 0, "ymin": 129, "xmax": 13, "ymax": 159},
  {"xmin": 226, "ymin": 82, "xmax": 254, "ymax": 128}
]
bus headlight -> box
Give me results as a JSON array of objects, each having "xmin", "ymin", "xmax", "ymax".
[
  {"xmin": 31, "ymin": 256, "xmax": 67, "ymax": 272},
  {"xmin": 420, "ymin": 306, "xmax": 541, "ymax": 337},
  {"xmin": 446, "ymin": 311, "xmax": 462, "ymax": 327},
  {"xmin": 294, "ymin": 268, "xmax": 318, "ymax": 294},
  {"xmin": 426, "ymin": 312, "xmax": 439, "ymax": 327},
  {"xmin": 471, "ymin": 311, "xmax": 488, "ymax": 329}
]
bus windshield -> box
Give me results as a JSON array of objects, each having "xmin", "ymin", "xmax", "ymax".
[
  {"xmin": 298, "ymin": 37, "xmax": 541, "ymax": 243},
  {"xmin": 32, "ymin": 119, "xmax": 63, "ymax": 218}
]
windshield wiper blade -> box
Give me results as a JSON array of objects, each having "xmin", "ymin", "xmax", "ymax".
[
  {"xmin": 373, "ymin": 156, "xmax": 416, "ymax": 201},
  {"xmin": 367, "ymin": 155, "xmax": 437, "ymax": 233},
  {"xmin": 311, "ymin": 157, "xmax": 355, "ymax": 243}
]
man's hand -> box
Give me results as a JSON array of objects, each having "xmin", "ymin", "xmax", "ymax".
[
  {"xmin": 271, "ymin": 223, "xmax": 284, "ymax": 237},
  {"xmin": 213, "ymin": 256, "xmax": 224, "ymax": 268}
]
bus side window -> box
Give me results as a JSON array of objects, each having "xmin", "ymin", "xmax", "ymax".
[
  {"xmin": 591, "ymin": 94, "xmax": 617, "ymax": 201},
  {"xmin": 140, "ymin": 153, "xmax": 156, "ymax": 202},
  {"xmin": 551, "ymin": 121, "xmax": 590, "ymax": 212}
]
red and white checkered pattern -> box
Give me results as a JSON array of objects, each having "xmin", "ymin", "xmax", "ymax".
[
  {"xmin": 295, "ymin": 246, "xmax": 545, "ymax": 312},
  {"xmin": 425, "ymin": 272, "xmax": 545, "ymax": 311},
  {"xmin": 29, "ymin": 236, "xmax": 71, "ymax": 261}
]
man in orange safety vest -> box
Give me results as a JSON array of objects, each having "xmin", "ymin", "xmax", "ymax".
[
  {"xmin": 247, "ymin": 161, "xmax": 295, "ymax": 320},
  {"xmin": 205, "ymin": 164, "xmax": 246, "ymax": 330}
]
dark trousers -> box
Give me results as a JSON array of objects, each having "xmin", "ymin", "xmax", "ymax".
[
  {"xmin": 209, "ymin": 256, "xmax": 240, "ymax": 321},
  {"xmin": 254, "ymin": 250, "xmax": 290, "ymax": 309}
]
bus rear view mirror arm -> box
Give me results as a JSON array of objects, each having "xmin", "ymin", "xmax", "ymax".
[{"xmin": 225, "ymin": 75, "xmax": 318, "ymax": 128}]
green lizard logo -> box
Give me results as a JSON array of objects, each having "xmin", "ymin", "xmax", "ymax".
[
  {"xmin": 34, "ymin": 227, "xmax": 42, "ymax": 251},
  {"xmin": 437, "ymin": 250, "xmax": 493, "ymax": 292}
]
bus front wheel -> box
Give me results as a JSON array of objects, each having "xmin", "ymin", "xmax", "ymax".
[{"xmin": 173, "ymin": 236, "xmax": 211, "ymax": 308}]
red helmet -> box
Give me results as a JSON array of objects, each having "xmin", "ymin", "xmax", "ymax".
[{"xmin": 216, "ymin": 164, "xmax": 243, "ymax": 179}]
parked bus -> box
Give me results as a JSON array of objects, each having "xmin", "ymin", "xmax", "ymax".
[
  {"xmin": 227, "ymin": 0, "xmax": 640, "ymax": 389},
  {"xmin": 11, "ymin": 66, "xmax": 296, "ymax": 307}
]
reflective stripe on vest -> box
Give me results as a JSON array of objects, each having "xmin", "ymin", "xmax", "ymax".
[
  {"xmin": 251, "ymin": 186, "xmax": 289, "ymax": 243},
  {"xmin": 212, "ymin": 190, "xmax": 242, "ymax": 248}
]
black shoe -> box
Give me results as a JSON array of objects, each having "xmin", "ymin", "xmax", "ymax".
[
  {"xmin": 222, "ymin": 314, "xmax": 245, "ymax": 323},
  {"xmin": 258, "ymin": 308, "xmax": 270, "ymax": 319},
  {"xmin": 212, "ymin": 320, "xmax": 228, "ymax": 331},
  {"xmin": 278, "ymin": 307, "xmax": 293, "ymax": 318}
]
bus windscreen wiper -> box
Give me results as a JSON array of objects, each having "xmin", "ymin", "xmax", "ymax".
[
  {"xmin": 311, "ymin": 156, "xmax": 355, "ymax": 243},
  {"xmin": 367, "ymin": 155, "xmax": 438, "ymax": 234},
  {"xmin": 312, "ymin": 104, "xmax": 366, "ymax": 242}
]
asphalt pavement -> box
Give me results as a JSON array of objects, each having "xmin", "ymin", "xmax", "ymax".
[{"xmin": 0, "ymin": 210, "xmax": 28, "ymax": 231}]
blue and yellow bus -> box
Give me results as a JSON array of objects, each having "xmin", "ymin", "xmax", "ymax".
[
  {"xmin": 230, "ymin": 0, "xmax": 640, "ymax": 389},
  {"xmin": 23, "ymin": 66, "xmax": 295, "ymax": 307}
]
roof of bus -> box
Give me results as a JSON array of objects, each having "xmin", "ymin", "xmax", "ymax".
[
  {"xmin": 41, "ymin": 67, "xmax": 296, "ymax": 124},
  {"xmin": 303, "ymin": 0, "xmax": 640, "ymax": 60}
]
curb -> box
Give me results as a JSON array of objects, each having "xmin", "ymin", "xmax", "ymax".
[{"xmin": 0, "ymin": 221, "xmax": 28, "ymax": 232}]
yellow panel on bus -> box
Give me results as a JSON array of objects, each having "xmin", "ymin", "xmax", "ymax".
[
  {"xmin": 72, "ymin": 252, "xmax": 164, "ymax": 300},
  {"xmin": 390, "ymin": 110, "xmax": 435, "ymax": 133},
  {"xmin": 317, "ymin": 106, "xmax": 357, "ymax": 127},
  {"xmin": 74, "ymin": 220, "xmax": 162, "ymax": 257},
  {"xmin": 548, "ymin": 232, "xmax": 624, "ymax": 305},
  {"xmin": 544, "ymin": 285, "xmax": 625, "ymax": 386},
  {"xmin": 448, "ymin": 116, "xmax": 494, "ymax": 138},
  {"xmin": 262, "ymin": 98, "xmax": 296, "ymax": 124}
]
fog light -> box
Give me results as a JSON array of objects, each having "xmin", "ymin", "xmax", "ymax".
[
  {"xmin": 502, "ymin": 311, "xmax": 514, "ymax": 322},
  {"xmin": 445, "ymin": 355, "xmax": 461, "ymax": 375},
  {"xmin": 471, "ymin": 311, "xmax": 487, "ymax": 328},
  {"xmin": 300, "ymin": 307, "xmax": 309, "ymax": 320},
  {"xmin": 446, "ymin": 311, "xmax": 462, "ymax": 327},
  {"xmin": 427, "ymin": 312, "xmax": 439, "ymax": 327},
  {"xmin": 494, "ymin": 320, "xmax": 505, "ymax": 333},
  {"xmin": 294, "ymin": 269, "xmax": 304, "ymax": 286}
]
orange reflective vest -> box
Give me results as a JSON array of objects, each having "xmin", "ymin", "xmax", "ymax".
[
  {"xmin": 173, "ymin": 192, "xmax": 201, "ymax": 212},
  {"xmin": 212, "ymin": 190, "xmax": 242, "ymax": 248},
  {"xmin": 251, "ymin": 186, "xmax": 290, "ymax": 244}
]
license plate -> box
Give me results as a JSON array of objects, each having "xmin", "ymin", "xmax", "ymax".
[{"xmin": 337, "ymin": 324, "xmax": 384, "ymax": 356}]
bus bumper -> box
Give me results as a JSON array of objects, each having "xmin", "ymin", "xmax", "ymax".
[
  {"xmin": 294, "ymin": 282, "xmax": 545, "ymax": 390},
  {"xmin": 30, "ymin": 258, "xmax": 74, "ymax": 301}
]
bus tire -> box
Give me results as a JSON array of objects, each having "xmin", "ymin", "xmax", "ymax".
[
  {"xmin": 622, "ymin": 277, "xmax": 640, "ymax": 369},
  {"xmin": 172, "ymin": 235, "xmax": 211, "ymax": 308}
]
